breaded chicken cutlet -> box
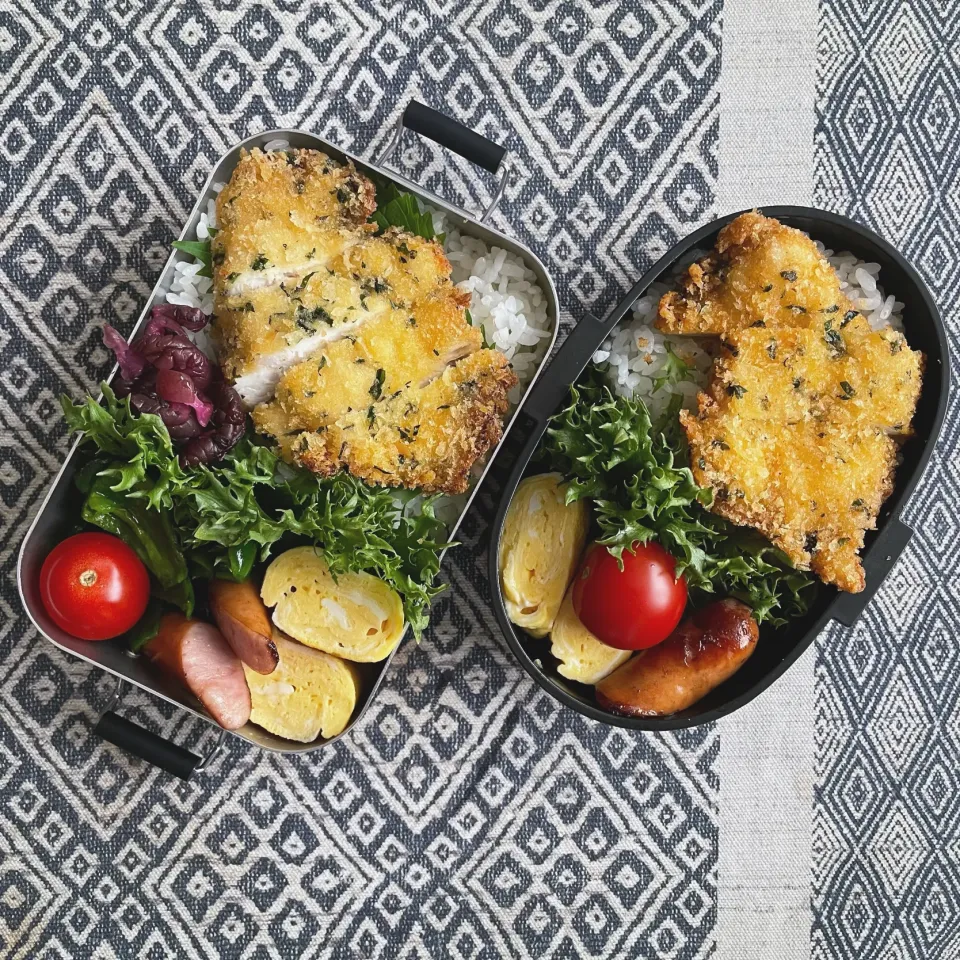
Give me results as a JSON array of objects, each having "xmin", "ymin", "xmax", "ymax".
[
  {"xmin": 212, "ymin": 147, "xmax": 516, "ymax": 495},
  {"xmin": 255, "ymin": 349, "xmax": 516, "ymax": 494},
  {"xmin": 212, "ymin": 150, "xmax": 465, "ymax": 397},
  {"xmin": 659, "ymin": 212, "xmax": 924, "ymax": 592},
  {"xmin": 658, "ymin": 211, "xmax": 853, "ymax": 336}
]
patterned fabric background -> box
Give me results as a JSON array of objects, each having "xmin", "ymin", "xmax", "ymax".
[
  {"xmin": 813, "ymin": 2, "xmax": 960, "ymax": 957},
  {"xmin": 0, "ymin": 2, "xmax": 722, "ymax": 958},
  {"xmin": 4, "ymin": 1, "xmax": 958, "ymax": 958}
]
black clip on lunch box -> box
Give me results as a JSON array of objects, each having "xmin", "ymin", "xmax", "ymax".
[{"xmin": 486, "ymin": 207, "xmax": 950, "ymax": 730}]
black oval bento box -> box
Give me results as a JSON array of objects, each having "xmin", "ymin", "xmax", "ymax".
[{"xmin": 487, "ymin": 206, "xmax": 950, "ymax": 730}]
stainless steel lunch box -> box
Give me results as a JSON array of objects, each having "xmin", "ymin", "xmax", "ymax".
[{"xmin": 17, "ymin": 104, "xmax": 560, "ymax": 776}]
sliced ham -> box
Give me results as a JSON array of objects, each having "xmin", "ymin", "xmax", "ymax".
[
  {"xmin": 145, "ymin": 614, "xmax": 251, "ymax": 730},
  {"xmin": 208, "ymin": 578, "xmax": 278, "ymax": 675}
]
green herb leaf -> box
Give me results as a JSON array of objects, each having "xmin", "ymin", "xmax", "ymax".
[
  {"xmin": 823, "ymin": 319, "xmax": 846, "ymax": 356},
  {"xmin": 652, "ymin": 342, "xmax": 695, "ymax": 393},
  {"xmin": 370, "ymin": 182, "xmax": 439, "ymax": 241},
  {"xmin": 466, "ymin": 308, "xmax": 493, "ymax": 349},
  {"xmin": 370, "ymin": 368, "xmax": 385, "ymax": 400},
  {"xmin": 172, "ymin": 239, "xmax": 213, "ymax": 278}
]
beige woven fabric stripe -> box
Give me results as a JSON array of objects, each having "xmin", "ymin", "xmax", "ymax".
[{"xmin": 715, "ymin": 0, "xmax": 818, "ymax": 955}]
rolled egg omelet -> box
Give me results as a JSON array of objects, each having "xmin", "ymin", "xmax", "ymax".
[
  {"xmin": 245, "ymin": 630, "xmax": 360, "ymax": 741},
  {"xmin": 261, "ymin": 547, "xmax": 405, "ymax": 662},
  {"xmin": 499, "ymin": 473, "xmax": 590, "ymax": 637},
  {"xmin": 550, "ymin": 586, "xmax": 631, "ymax": 685}
]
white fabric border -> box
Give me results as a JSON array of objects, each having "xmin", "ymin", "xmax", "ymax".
[{"xmin": 715, "ymin": 0, "xmax": 819, "ymax": 956}]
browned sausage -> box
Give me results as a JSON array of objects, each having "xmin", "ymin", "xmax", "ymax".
[
  {"xmin": 145, "ymin": 614, "xmax": 252, "ymax": 730},
  {"xmin": 208, "ymin": 578, "xmax": 278, "ymax": 675},
  {"xmin": 595, "ymin": 599, "xmax": 758, "ymax": 717}
]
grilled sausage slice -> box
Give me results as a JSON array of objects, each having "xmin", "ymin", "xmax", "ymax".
[
  {"xmin": 209, "ymin": 578, "xmax": 278, "ymax": 675},
  {"xmin": 595, "ymin": 599, "xmax": 758, "ymax": 717},
  {"xmin": 145, "ymin": 614, "xmax": 252, "ymax": 730}
]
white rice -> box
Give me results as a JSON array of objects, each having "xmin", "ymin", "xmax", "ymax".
[
  {"xmin": 430, "ymin": 207, "xmax": 553, "ymax": 406},
  {"xmin": 597, "ymin": 245, "xmax": 905, "ymax": 415},
  {"xmin": 592, "ymin": 271, "xmax": 716, "ymax": 423},
  {"xmin": 818, "ymin": 242, "xmax": 904, "ymax": 333}
]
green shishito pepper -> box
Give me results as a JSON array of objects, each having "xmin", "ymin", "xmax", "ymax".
[
  {"xmin": 77, "ymin": 462, "xmax": 194, "ymax": 616},
  {"xmin": 228, "ymin": 542, "xmax": 257, "ymax": 581}
]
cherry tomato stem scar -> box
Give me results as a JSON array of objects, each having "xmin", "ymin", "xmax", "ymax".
[{"xmin": 79, "ymin": 569, "xmax": 97, "ymax": 587}]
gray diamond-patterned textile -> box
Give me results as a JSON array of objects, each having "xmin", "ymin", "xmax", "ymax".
[
  {"xmin": 4, "ymin": 0, "xmax": 959, "ymax": 958},
  {"xmin": 813, "ymin": 3, "xmax": 960, "ymax": 959},
  {"xmin": 0, "ymin": 2, "xmax": 721, "ymax": 958}
]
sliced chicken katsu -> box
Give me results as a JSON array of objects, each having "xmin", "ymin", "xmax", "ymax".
[
  {"xmin": 213, "ymin": 148, "xmax": 376, "ymax": 297},
  {"xmin": 216, "ymin": 229, "xmax": 460, "ymax": 386},
  {"xmin": 255, "ymin": 349, "xmax": 516, "ymax": 494},
  {"xmin": 215, "ymin": 147, "xmax": 518, "ymax": 493},
  {"xmin": 253, "ymin": 295, "xmax": 482, "ymax": 433},
  {"xmin": 340, "ymin": 227, "xmax": 466, "ymax": 308},
  {"xmin": 680, "ymin": 321, "xmax": 923, "ymax": 592},
  {"xmin": 212, "ymin": 149, "xmax": 472, "ymax": 405},
  {"xmin": 658, "ymin": 211, "xmax": 858, "ymax": 336}
]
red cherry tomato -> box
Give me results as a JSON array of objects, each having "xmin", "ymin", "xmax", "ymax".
[
  {"xmin": 572, "ymin": 541, "xmax": 687, "ymax": 650},
  {"xmin": 39, "ymin": 533, "xmax": 150, "ymax": 641}
]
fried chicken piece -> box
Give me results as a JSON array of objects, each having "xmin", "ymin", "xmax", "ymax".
[
  {"xmin": 212, "ymin": 148, "xmax": 467, "ymax": 405},
  {"xmin": 682, "ymin": 410, "xmax": 897, "ymax": 592},
  {"xmin": 706, "ymin": 324, "xmax": 922, "ymax": 433},
  {"xmin": 213, "ymin": 148, "xmax": 376, "ymax": 297},
  {"xmin": 216, "ymin": 269, "xmax": 368, "ymax": 382},
  {"xmin": 681, "ymin": 322, "xmax": 923, "ymax": 592},
  {"xmin": 214, "ymin": 147, "xmax": 518, "ymax": 493},
  {"xmin": 259, "ymin": 349, "xmax": 517, "ymax": 494},
  {"xmin": 216, "ymin": 229, "xmax": 460, "ymax": 384},
  {"xmin": 658, "ymin": 211, "xmax": 862, "ymax": 336},
  {"xmin": 341, "ymin": 227, "xmax": 466, "ymax": 310},
  {"xmin": 252, "ymin": 295, "xmax": 482, "ymax": 436}
]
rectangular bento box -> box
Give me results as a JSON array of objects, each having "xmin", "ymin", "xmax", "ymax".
[
  {"xmin": 18, "ymin": 110, "xmax": 560, "ymax": 764},
  {"xmin": 488, "ymin": 206, "xmax": 949, "ymax": 729}
]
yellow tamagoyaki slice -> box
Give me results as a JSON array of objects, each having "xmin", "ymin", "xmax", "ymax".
[
  {"xmin": 550, "ymin": 586, "xmax": 632, "ymax": 686},
  {"xmin": 498, "ymin": 472, "xmax": 590, "ymax": 638},
  {"xmin": 244, "ymin": 629, "xmax": 360, "ymax": 742},
  {"xmin": 261, "ymin": 547, "xmax": 405, "ymax": 662}
]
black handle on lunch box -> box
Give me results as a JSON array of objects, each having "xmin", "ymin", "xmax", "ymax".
[
  {"xmin": 402, "ymin": 101, "xmax": 506, "ymax": 174},
  {"xmin": 94, "ymin": 711, "xmax": 201, "ymax": 781},
  {"xmin": 830, "ymin": 516, "xmax": 913, "ymax": 627}
]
